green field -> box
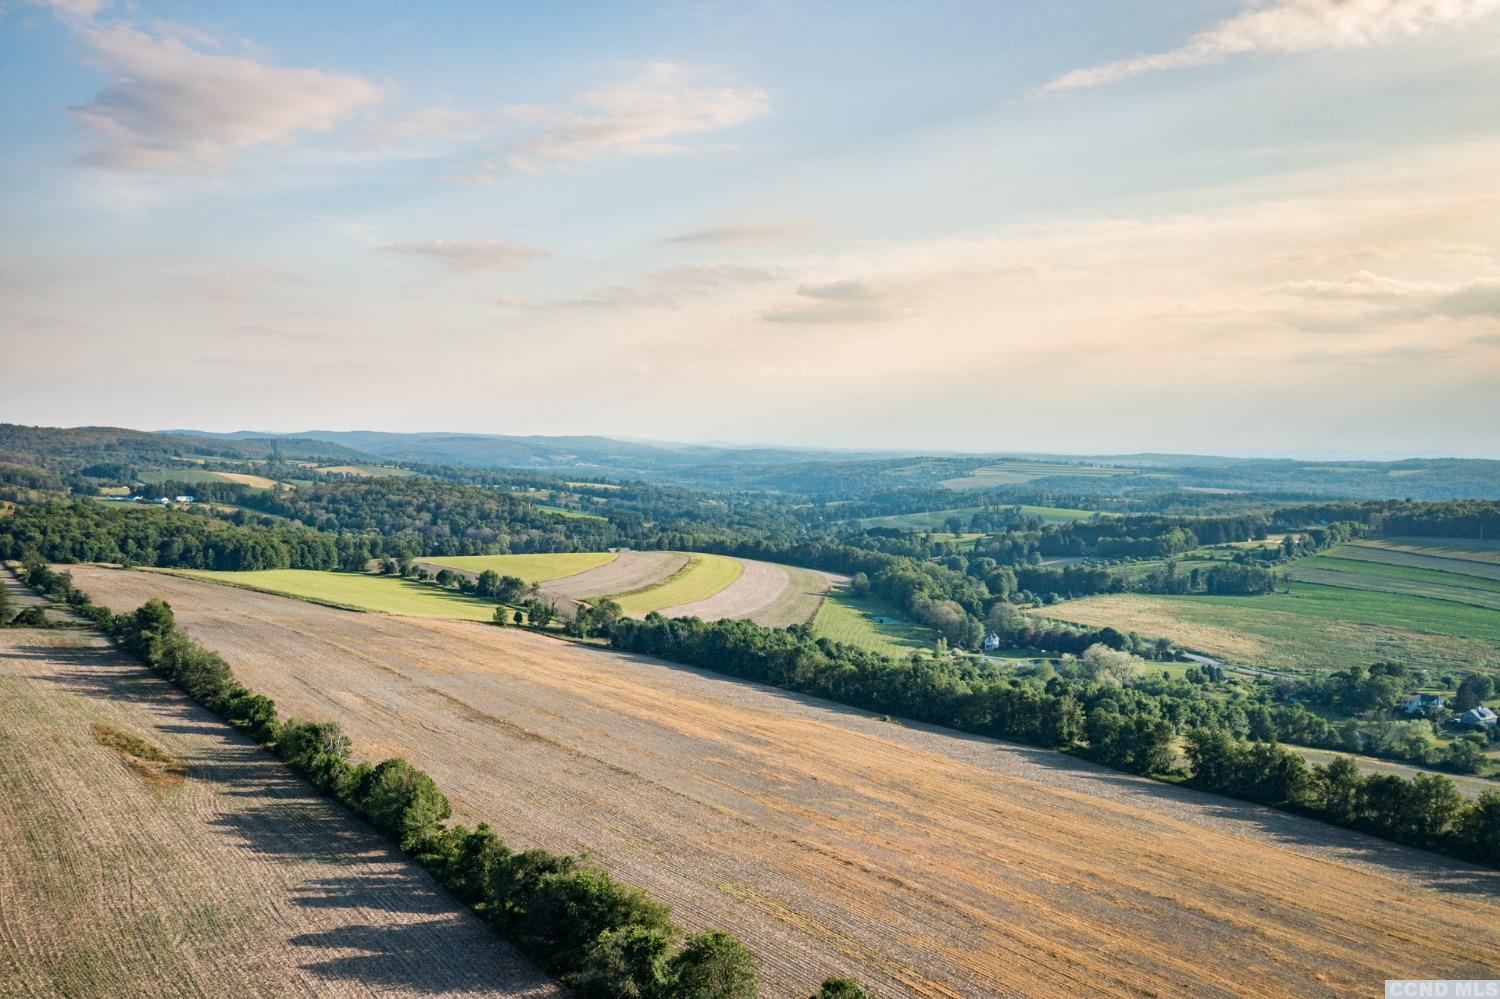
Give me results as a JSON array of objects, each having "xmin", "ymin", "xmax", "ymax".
[
  {"xmin": 137, "ymin": 468, "xmax": 278, "ymax": 488},
  {"xmin": 1338, "ymin": 540, "xmax": 1500, "ymax": 580},
  {"xmin": 171, "ymin": 569, "xmax": 498, "ymax": 620},
  {"xmin": 613, "ymin": 554, "xmax": 743, "ymax": 615},
  {"xmin": 1290, "ymin": 553, "xmax": 1500, "ymax": 611},
  {"xmin": 858, "ymin": 504, "xmax": 1097, "ymax": 530},
  {"xmin": 1040, "ymin": 579, "xmax": 1500, "ymax": 673},
  {"xmin": 313, "ymin": 464, "xmax": 416, "ymax": 478},
  {"xmin": 941, "ymin": 461, "xmax": 1133, "ymax": 490},
  {"xmin": 537, "ymin": 504, "xmax": 608, "ymax": 521},
  {"xmin": 417, "ymin": 552, "xmax": 616, "ymax": 583},
  {"xmin": 1355, "ymin": 536, "xmax": 1500, "ymax": 565},
  {"xmin": 811, "ymin": 587, "xmax": 939, "ymax": 658}
]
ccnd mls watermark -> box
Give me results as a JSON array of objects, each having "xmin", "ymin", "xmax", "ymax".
[{"xmin": 1387, "ymin": 983, "xmax": 1500, "ymax": 998}]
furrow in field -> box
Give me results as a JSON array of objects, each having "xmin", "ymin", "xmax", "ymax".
[
  {"xmin": 541, "ymin": 550, "xmax": 688, "ymax": 601},
  {"xmin": 61, "ymin": 567, "xmax": 1500, "ymax": 999},
  {"xmin": 656, "ymin": 558, "xmax": 797, "ymax": 623}
]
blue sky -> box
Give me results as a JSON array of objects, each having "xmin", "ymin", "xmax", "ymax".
[{"xmin": 2, "ymin": 0, "xmax": 1499, "ymax": 455}]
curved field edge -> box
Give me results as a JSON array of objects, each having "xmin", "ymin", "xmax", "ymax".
[
  {"xmin": 54, "ymin": 566, "xmax": 1500, "ymax": 998},
  {"xmin": 0, "ymin": 628, "xmax": 555, "ymax": 998},
  {"xmin": 612, "ymin": 554, "xmax": 744, "ymax": 616}
]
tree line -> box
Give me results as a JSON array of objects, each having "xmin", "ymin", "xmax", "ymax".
[{"xmin": 13, "ymin": 564, "xmax": 868, "ymax": 999}]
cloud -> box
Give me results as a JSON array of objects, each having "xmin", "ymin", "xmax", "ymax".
[
  {"xmin": 65, "ymin": 20, "xmax": 382, "ymax": 173},
  {"xmin": 556, "ymin": 263, "xmax": 780, "ymax": 310},
  {"xmin": 760, "ymin": 280, "xmax": 912, "ymax": 324},
  {"xmin": 384, "ymin": 240, "xmax": 549, "ymax": 275},
  {"xmin": 666, "ymin": 220, "xmax": 815, "ymax": 245},
  {"xmin": 1037, "ymin": 0, "xmax": 1500, "ymax": 94},
  {"xmin": 489, "ymin": 63, "xmax": 767, "ymax": 176},
  {"xmin": 1276, "ymin": 270, "xmax": 1500, "ymax": 325}
]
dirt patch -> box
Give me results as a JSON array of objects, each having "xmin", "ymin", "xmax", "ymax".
[
  {"xmin": 62, "ymin": 566, "xmax": 1500, "ymax": 999},
  {"xmin": 90, "ymin": 721, "xmax": 190, "ymax": 787}
]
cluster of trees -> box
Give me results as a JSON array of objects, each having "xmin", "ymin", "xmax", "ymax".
[
  {"xmin": 0, "ymin": 501, "xmax": 380, "ymax": 571},
  {"xmin": 1185, "ymin": 731, "xmax": 1499, "ymax": 863},
  {"xmin": 21, "ymin": 570, "xmax": 842, "ymax": 999},
  {"xmin": 236, "ymin": 479, "xmax": 620, "ymax": 554},
  {"xmin": 608, "ymin": 613, "xmax": 1500, "ymax": 867}
]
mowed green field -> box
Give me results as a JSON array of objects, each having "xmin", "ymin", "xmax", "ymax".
[
  {"xmin": 170, "ymin": 569, "xmax": 498, "ymax": 620},
  {"xmin": 613, "ymin": 554, "xmax": 743, "ymax": 615},
  {"xmin": 1356, "ymin": 536, "xmax": 1500, "ymax": 565},
  {"xmin": 812, "ymin": 587, "xmax": 939, "ymax": 658},
  {"xmin": 418, "ymin": 552, "xmax": 617, "ymax": 583},
  {"xmin": 1042, "ymin": 580, "xmax": 1500, "ymax": 673},
  {"xmin": 536, "ymin": 504, "xmax": 609, "ymax": 521},
  {"xmin": 1290, "ymin": 555, "xmax": 1500, "ymax": 611},
  {"xmin": 858, "ymin": 504, "xmax": 1096, "ymax": 530},
  {"xmin": 941, "ymin": 461, "xmax": 1132, "ymax": 490}
]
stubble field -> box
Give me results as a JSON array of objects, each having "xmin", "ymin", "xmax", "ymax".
[
  {"xmin": 61, "ymin": 566, "xmax": 1500, "ymax": 999},
  {"xmin": 0, "ymin": 626, "xmax": 555, "ymax": 999}
]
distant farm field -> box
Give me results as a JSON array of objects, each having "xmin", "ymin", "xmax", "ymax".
[
  {"xmin": 1357, "ymin": 536, "xmax": 1500, "ymax": 566},
  {"xmin": 0, "ymin": 626, "xmax": 553, "ymax": 998},
  {"xmin": 59, "ymin": 567, "xmax": 1500, "ymax": 999},
  {"xmin": 858, "ymin": 503, "xmax": 1096, "ymax": 529},
  {"xmin": 1290, "ymin": 554, "xmax": 1500, "ymax": 611},
  {"xmin": 812, "ymin": 586, "xmax": 938, "ymax": 657},
  {"xmin": 1039, "ymin": 582, "xmax": 1500, "ymax": 672},
  {"xmin": 314, "ymin": 464, "xmax": 415, "ymax": 478},
  {"xmin": 172, "ymin": 569, "xmax": 499, "ymax": 620},
  {"xmin": 941, "ymin": 461, "xmax": 1132, "ymax": 490},
  {"xmin": 138, "ymin": 468, "xmax": 277, "ymax": 489}
]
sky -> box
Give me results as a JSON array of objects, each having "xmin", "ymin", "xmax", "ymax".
[{"xmin": 2, "ymin": 0, "xmax": 1499, "ymax": 457}]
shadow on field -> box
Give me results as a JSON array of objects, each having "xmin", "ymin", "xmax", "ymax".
[
  {"xmin": 1006, "ymin": 744, "xmax": 1500, "ymax": 898},
  {"xmin": 290, "ymin": 921, "xmax": 547, "ymax": 995}
]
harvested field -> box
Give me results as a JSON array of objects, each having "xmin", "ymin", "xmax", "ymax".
[
  {"xmin": 1357, "ymin": 536, "xmax": 1500, "ymax": 565},
  {"xmin": 0, "ymin": 626, "xmax": 555, "ymax": 999},
  {"xmin": 542, "ymin": 550, "xmax": 688, "ymax": 601},
  {"xmin": 416, "ymin": 553, "xmax": 616, "ymax": 584},
  {"xmin": 747, "ymin": 566, "xmax": 842, "ymax": 628},
  {"xmin": 658, "ymin": 557, "xmax": 831, "ymax": 626},
  {"xmin": 64, "ymin": 567, "xmax": 1500, "ymax": 999},
  {"xmin": 612, "ymin": 553, "xmax": 742, "ymax": 616}
]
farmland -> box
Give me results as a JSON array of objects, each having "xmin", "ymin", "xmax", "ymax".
[
  {"xmin": 416, "ymin": 552, "xmax": 617, "ymax": 584},
  {"xmin": 811, "ymin": 586, "xmax": 939, "ymax": 657},
  {"xmin": 138, "ymin": 468, "xmax": 279, "ymax": 489},
  {"xmin": 0, "ymin": 626, "xmax": 555, "ymax": 998},
  {"xmin": 612, "ymin": 553, "xmax": 743, "ymax": 615},
  {"xmin": 941, "ymin": 461, "xmax": 1134, "ymax": 490},
  {"xmin": 171, "ymin": 569, "xmax": 500, "ymax": 621},
  {"xmin": 58, "ymin": 567, "xmax": 1500, "ymax": 998},
  {"xmin": 1037, "ymin": 582, "xmax": 1500, "ymax": 672}
]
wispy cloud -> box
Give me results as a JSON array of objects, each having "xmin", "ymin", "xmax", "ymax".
[
  {"xmin": 1277, "ymin": 270, "xmax": 1500, "ymax": 325},
  {"xmin": 557, "ymin": 263, "xmax": 780, "ymax": 310},
  {"xmin": 62, "ymin": 17, "xmax": 382, "ymax": 173},
  {"xmin": 1036, "ymin": 0, "xmax": 1500, "ymax": 95},
  {"xmin": 444, "ymin": 63, "xmax": 767, "ymax": 181},
  {"xmin": 666, "ymin": 220, "xmax": 815, "ymax": 245},
  {"xmin": 760, "ymin": 280, "xmax": 913, "ymax": 324},
  {"xmin": 384, "ymin": 240, "xmax": 549, "ymax": 275}
]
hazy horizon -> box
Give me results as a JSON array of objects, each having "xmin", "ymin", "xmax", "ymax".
[{"xmin": 4, "ymin": 0, "xmax": 1499, "ymax": 454}]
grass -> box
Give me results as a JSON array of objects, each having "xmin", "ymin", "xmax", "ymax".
[
  {"xmin": 613, "ymin": 554, "xmax": 743, "ymax": 615},
  {"xmin": 537, "ymin": 504, "xmax": 608, "ymax": 521},
  {"xmin": 812, "ymin": 586, "xmax": 939, "ymax": 658},
  {"xmin": 1290, "ymin": 554, "xmax": 1500, "ymax": 611},
  {"xmin": 90, "ymin": 721, "xmax": 189, "ymax": 787},
  {"xmin": 137, "ymin": 468, "xmax": 277, "ymax": 488},
  {"xmin": 1039, "ymin": 582, "xmax": 1500, "ymax": 672},
  {"xmin": 1356, "ymin": 536, "xmax": 1500, "ymax": 565},
  {"xmin": 1339, "ymin": 540, "xmax": 1500, "ymax": 581},
  {"xmin": 172, "ymin": 569, "xmax": 501, "ymax": 621},
  {"xmin": 941, "ymin": 461, "xmax": 1132, "ymax": 490},
  {"xmin": 416, "ymin": 552, "xmax": 617, "ymax": 583}
]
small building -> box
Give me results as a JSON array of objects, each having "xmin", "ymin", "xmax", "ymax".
[
  {"xmin": 982, "ymin": 632, "xmax": 1001, "ymax": 652},
  {"xmin": 1402, "ymin": 693, "xmax": 1446, "ymax": 714},
  {"xmin": 1460, "ymin": 705, "xmax": 1498, "ymax": 728},
  {"xmin": 174, "ymin": 495, "xmax": 195, "ymax": 503}
]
